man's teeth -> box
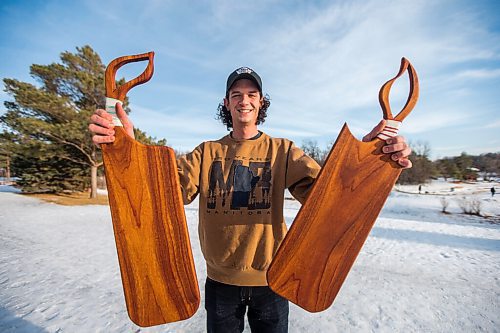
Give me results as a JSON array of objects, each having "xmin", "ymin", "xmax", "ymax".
[{"xmin": 238, "ymin": 110, "xmax": 252, "ymax": 113}]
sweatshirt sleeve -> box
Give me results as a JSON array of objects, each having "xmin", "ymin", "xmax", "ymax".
[
  {"xmin": 285, "ymin": 142, "xmax": 321, "ymax": 204},
  {"xmin": 177, "ymin": 143, "xmax": 203, "ymax": 205}
]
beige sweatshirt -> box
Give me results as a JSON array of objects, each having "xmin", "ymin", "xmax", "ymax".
[{"xmin": 177, "ymin": 132, "xmax": 320, "ymax": 286}]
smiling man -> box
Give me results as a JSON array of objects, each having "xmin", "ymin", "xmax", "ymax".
[{"xmin": 89, "ymin": 66, "xmax": 411, "ymax": 333}]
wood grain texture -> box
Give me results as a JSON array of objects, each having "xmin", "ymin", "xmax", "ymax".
[
  {"xmin": 267, "ymin": 126, "xmax": 400, "ymax": 312},
  {"xmin": 102, "ymin": 128, "xmax": 200, "ymax": 326},
  {"xmin": 267, "ymin": 57, "xmax": 419, "ymax": 313},
  {"xmin": 102, "ymin": 52, "xmax": 199, "ymax": 327}
]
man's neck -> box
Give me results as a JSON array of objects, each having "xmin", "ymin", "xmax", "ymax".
[{"xmin": 231, "ymin": 125, "xmax": 259, "ymax": 140}]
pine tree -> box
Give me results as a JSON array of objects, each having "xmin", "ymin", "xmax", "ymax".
[
  {"xmin": 454, "ymin": 152, "xmax": 474, "ymax": 180},
  {"xmin": 1, "ymin": 45, "xmax": 164, "ymax": 197},
  {"xmin": 435, "ymin": 158, "xmax": 459, "ymax": 181}
]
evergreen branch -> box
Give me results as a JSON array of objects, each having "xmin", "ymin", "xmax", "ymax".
[
  {"xmin": 43, "ymin": 132, "xmax": 95, "ymax": 164},
  {"xmin": 59, "ymin": 155, "xmax": 90, "ymax": 166}
]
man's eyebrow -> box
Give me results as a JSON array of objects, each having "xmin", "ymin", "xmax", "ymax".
[{"xmin": 230, "ymin": 89, "xmax": 259, "ymax": 95}]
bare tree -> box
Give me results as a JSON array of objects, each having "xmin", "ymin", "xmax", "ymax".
[{"xmin": 301, "ymin": 139, "xmax": 323, "ymax": 165}]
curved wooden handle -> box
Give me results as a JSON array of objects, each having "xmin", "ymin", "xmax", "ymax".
[
  {"xmin": 105, "ymin": 52, "xmax": 155, "ymax": 101},
  {"xmin": 378, "ymin": 57, "xmax": 419, "ymax": 122}
]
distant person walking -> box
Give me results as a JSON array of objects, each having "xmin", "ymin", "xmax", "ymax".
[
  {"xmin": 418, "ymin": 184, "xmax": 422, "ymax": 194},
  {"xmin": 491, "ymin": 187, "xmax": 496, "ymax": 197}
]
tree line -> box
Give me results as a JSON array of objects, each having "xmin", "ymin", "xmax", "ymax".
[{"xmin": 301, "ymin": 139, "xmax": 499, "ymax": 185}]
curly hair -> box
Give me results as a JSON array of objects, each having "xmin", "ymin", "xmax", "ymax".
[{"xmin": 216, "ymin": 94, "xmax": 271, "ymax": 130}]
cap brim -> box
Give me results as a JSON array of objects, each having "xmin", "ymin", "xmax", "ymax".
[{"xmin": 226, "ymin": 73, "xmax": 262, "ymax": 96}]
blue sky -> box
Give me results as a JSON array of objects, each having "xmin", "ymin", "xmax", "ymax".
[{"xmin": 1, "ymin": 0, "xmax": 499, "ymax": 159}]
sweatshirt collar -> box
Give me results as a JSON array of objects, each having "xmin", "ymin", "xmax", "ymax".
[{"xmin": 229, "ymin": 130, "xmax": 263, "ymax": 141}]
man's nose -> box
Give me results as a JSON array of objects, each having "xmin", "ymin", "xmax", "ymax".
[{"xmin": 239, "ymin": 95, "xmax": 250, "ymax": 105}]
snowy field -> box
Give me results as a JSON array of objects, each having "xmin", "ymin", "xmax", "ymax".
[{"xmin": 0, "ymin": 181, "xmax": 499, "ymax": 333}]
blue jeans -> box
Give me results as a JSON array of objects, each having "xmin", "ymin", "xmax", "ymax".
[{"xmin": 205, "ymin": 278, "xmax": 289, "ymax": 333}]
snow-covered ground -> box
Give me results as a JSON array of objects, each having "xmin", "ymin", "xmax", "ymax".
[{"xmin": 0, "ymin": 181, "xmax": 499, "ymax": 333}]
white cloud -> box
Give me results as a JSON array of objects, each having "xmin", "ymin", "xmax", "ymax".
[
  {"xmin": 128, "ymin": 103, "xmax": 223, "ymax": 150},
  {"xmin": 403, "ymin": 107, "xmax": 473, "ymax": 134},
  {"xmin": 455, "ymin": 69, "xmax": 500, "ymax": 80},
  {"xmin": 434, "ymin": 143, "xmax": 500, "ymax": 158},
  {"xmin": 485, "ymin": 120, "xmax": 500, "ymax": 129},
  {"xmin": 202, "ymin": 0, "xmax": 498, "ymax": 139},
  {"xmin": 263, "ymin": 126, "xmax": 319, "ymax": 139}
]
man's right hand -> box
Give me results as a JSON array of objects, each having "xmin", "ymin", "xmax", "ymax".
[{"xmin": 88, "ymin": 102, "xmax": 135, "ymax": 147}]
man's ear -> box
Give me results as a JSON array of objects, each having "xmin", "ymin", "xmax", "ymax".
[{"xmin": 223, "ymin": 97, "xmax": 229, "ymax": 108}]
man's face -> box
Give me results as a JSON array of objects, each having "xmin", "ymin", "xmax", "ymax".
[{"xmin": 224, "ymin": 79, "xmax": 263, "ymax": 129}]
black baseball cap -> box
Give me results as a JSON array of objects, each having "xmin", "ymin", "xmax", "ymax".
[{"xmin": 226, "ymin": 67, "xmax": 262, "ymax": 97}]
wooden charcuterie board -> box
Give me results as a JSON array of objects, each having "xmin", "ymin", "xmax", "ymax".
[
  {"xmin": 267, "ymin": 58, "xmax": 419, "ymax": 313},
  {"xmin": 102, "ymin": 52, "xmax": 200, "ymax": 326}
]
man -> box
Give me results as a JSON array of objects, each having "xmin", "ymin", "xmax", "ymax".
[{"xmin": 89, "ymin": 67, "xmax": 412, "ymax": 332}]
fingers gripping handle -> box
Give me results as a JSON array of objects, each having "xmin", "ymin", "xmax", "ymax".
[
  {"xmin": 104, "ymin": 52, "xmax": 155, "ymax": 126},
  {"xmin": 376, "ymin": 57, "xmax": 419, "ymax": 140}
]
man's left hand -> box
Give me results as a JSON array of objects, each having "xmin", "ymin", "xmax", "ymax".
[{"xmin": 362, "ymin": 120, "xmax": 412, "ymax": 169}]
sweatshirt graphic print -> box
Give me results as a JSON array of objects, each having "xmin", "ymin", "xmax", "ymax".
[{"xmin": 208, "ymin": 158, "xmax": 272, "ymax": 211}]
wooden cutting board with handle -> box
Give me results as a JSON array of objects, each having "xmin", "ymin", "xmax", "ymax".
[
  {"xmin": 102, "ymin": 52, "xmax": 200, "ymax": 327},
  {"xmin": 267, "ymin": 57, "xmax": 419, "ymax": 313}
]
